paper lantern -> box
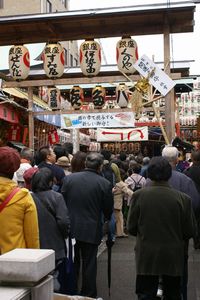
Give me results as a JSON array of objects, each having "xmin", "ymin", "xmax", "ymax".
[
  {"xmin": 79, "ymin": 39, "xmax": 101, "ymax": 76},
  {"xmin": 38, "ymin": 86, "xmax": 48, "ymax": 103},
  {"xmin": 43, "ymin": 43, "xmax": 65, "ymax": 78},
  {"xmin": 9, "ymin": 45, "xmax": 30, "ymax": 80},
  {"xmin": 92, "ymin": 85, "xmax": 106, "ymax": 109},
  {"xmin": 48, "ymin": 88, "xmax": 61, "ymax": 109},
  {"xmin": 116, "ymin": 83, "xmax": 129, "ymax": 108},
  {"xmin": 116, "ymin": 36, "xmax": 138, "ymax": 74},
  {"xmin": 70, "ymin": 85, "xmax": 84, "ymax": 110}
]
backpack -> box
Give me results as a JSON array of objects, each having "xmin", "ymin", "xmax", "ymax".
[
  {"xmin": 129, "ymin": 176, "xmax": 143, "ymax": 192},
  {"xmin": 101, "ymin": 162, "xmax": 116, "ymax": 188}
]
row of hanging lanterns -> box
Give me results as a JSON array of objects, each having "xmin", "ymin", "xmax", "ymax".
[
  {"xmin": 8, "ymin": 36, "xmax": 138, "ymax": 80},
  {"xmin": 69, "ymin": 82, "xmax": 130, "ymax": 110},
  {"xmin": 42, "ymin": 82, "xmax": 131, "ymax": 110}
]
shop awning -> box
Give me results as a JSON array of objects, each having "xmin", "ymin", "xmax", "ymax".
[{"xmin": 3, "ymin": 88, "xmax": 50, "ymax": 110}]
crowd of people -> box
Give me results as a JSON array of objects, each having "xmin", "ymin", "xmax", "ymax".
[{"xmin": 0, "ymin": 142, "xmax": 200, "ymax": 300}]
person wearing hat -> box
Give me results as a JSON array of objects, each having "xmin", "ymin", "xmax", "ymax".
[
  {"xmin": 13, "ymin": 147, "xmax": 34, "ymax": 187},
  {"xmin": 0, "ymin": 146, "xmax": 40, "ymax": 254},
  {"xmin": 56, "ymin": 156, "xmax": 71, "ymax": 176}
]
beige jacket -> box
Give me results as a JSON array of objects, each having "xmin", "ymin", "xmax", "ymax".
[{"xmin": 113, "ymin": 181, "xmax": 133, "ymax": 210}]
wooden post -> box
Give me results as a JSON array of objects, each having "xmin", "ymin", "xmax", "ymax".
[
  {"xmin": 28, "ymin": 87, "xmax": 34, "ymax": 150},
  {"xmin": 164, "ymin": 22, "xmax": 175, "ymax": 143}
]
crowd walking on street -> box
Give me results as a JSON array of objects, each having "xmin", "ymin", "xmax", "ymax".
[{"xmin": 0, "ymin": 142, "xmax": 200, "ymax": 299}]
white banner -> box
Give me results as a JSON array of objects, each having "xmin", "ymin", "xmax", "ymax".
[
  {"xmin": 134, "ymin": 54, "xmax": 175, "ymax": 96},
  {"xmin": 61, "ymin": 112, "xmax": 135, "ymax": 129},
  {"xmin": 97, "ymin": 127, "xmax": 148, "ymax": 142}
]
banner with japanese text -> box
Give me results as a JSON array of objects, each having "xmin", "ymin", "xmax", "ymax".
[
  {"xmin": 61, "ymin": 112, "xmax": 135, "ymax": 129},
  {"xmin": 97, "ymin": 127, "xmax": 148, "ymax": 142},
  {"xmin": 134, "ymin": 54, "xmax": 175, "ymax": 96}
]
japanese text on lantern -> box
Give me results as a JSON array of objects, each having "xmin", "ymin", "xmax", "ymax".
[
  {"xmin": 83, "ymin": 42, "xmax": 98, "ymax": 74},
  {"xmin": 119, "ymin": 40, "xmax": 136, "ymax": 70},
  {"xmin": 49, "ymin": 89, "xmax": 58, "ymax": 108},
  {"xmin": 9, "ymin": 47, "xmax": 23, "ymax": 77},
  {"xmin": 45, "ymin": 46, "xmax": 60, "ymax": 76}
]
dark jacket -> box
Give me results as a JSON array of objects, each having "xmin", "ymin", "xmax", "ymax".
[
  {"xmin": 146, "ymin": 170, "xmax": 200, "ymax": 213},
  {"xmin": 184, "ymin": 165, "xmax": 200, "ymax": 194},
  {"xmin": 61, "ymin": 169, "xmax": 113, "ymax": 245},
  {"xmin": 32, "ymin": 190, "xmax": 70, "ymax": 260},
  {"xmin": 38, "ymin": 161, "xmax": 65, "ymax": 187},
  {"xmin": 128, "ymin": 182, "xmax": 194, "ymax": 276}
]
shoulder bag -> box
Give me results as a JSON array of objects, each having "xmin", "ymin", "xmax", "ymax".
[{"xmin": 0, "ymin": 187, "xmax": 20, "ymax": 213}]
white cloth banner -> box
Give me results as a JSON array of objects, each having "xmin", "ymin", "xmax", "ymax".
[
  {"xmin": 61, "ymin": 112, "xmax": 135, "ymax": 129},
  {"xmin": 97, "ymin": 127, "xmax": 148, "ymax": 142},
  {"xmin": 134, "ymin": 54, "xmax": 175, "ymax": 96}
]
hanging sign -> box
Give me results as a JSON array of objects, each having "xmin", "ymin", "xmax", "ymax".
[
  {"xmin": 79, "ymin": 39, "xmax": 101, "ymax": 76},
  {"xmin": 9, "ymin": 45, "xmax": 30, "ymax": 80},
  {"xmin": 61, "ymin": 112, "xmax": 135, "ymax": 129},
  {"xmin": 116, "ymin": 36, "xmax": 138, "ymax": 74},
  {"xmin": 97, "ymin": 127, "xmax": 148, "ymax": 142},
  {"xmin": 134, "ymin": 54, "xmax": 175, "ymax": 96}
]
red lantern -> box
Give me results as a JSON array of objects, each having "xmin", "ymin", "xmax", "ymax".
[
  {"xmin": 8, "ymin": 124, "xmax": 21, "ymax": 142},
  {"xmin": 43, "ymin": 43, "xmax": 65, "ymax": 78},
  {"xmin": 116, "ymin": 36, "xmax": 138, "ymax": 74},
  {"xmin": 79, "ymin": 39, "xmax": 101, "ymax": 76},
  {"xmin": 48, "ymin": 88, "xmax": 61, "ymax": 109},
  {"xmin": 38, "ymin": 86, "xmax": 48, "ymax": 103},
  {"xmin": 9, "ymin": 45, "xmax": 30, "ymax": 80},
  {"xmin": 48, "ymin": 130, "xmax": 59, "ymax": 145},
  {"xmin": 92, "ymin": 85, "xmax": 106, "ymax": 109},
  {"xmin": 70, "ymin": 85, "xmax": 84, "ymax": 110}
]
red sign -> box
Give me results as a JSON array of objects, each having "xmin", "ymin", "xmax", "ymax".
[{"xmin": 0, "ymin": 104, "xmax": 19, "ymax": 123}]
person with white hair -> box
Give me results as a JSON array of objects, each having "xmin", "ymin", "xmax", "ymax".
[
  {"xmin": 161, "ymin": 145, "xmax": 199, "ymax": 300},
  {"xmin": 161, "ymin": 145, "xmax": 200, "ymax": 212}
]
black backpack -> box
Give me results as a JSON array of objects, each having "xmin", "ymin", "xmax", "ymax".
[
  {"xmin": 129, "ymin": 176, "xmax": 143, "ymax": 192},
  {"xmin": 101, "ymin": 162, "xmax": 116, "ymax": 188}
]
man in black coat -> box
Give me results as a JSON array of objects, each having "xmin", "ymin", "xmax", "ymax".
[{"xmin": 61, "ymin": 152, "xmax": 113, "ymax": 298}]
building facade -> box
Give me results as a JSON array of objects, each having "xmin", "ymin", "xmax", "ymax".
[{"xmin": 0, "ymin": 0, "xmax": 78, "ymax": 67}]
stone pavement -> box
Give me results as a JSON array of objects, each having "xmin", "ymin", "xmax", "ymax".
[{"xmin": 97, "ymin": 236, "xmax": 200, "ymax": 300}]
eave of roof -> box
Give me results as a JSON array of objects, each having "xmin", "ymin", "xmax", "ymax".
[{"xmin": 0, "ymin": 1, "xmax": 195, "ymax": 46}]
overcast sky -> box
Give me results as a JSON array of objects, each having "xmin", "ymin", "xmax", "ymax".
[
  {"xmin": 69, "ymin": 0, "xmax": 200, "ymax": 76},
  {"xmin": 0, "ymin": 0, "xmax": 199, "ymax": 76}
]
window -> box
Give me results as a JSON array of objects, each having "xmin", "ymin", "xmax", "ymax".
[
  {"xmin": 0, "ymin": 0, "xmax": 4, "ymax": 9},
  {"xmin": 70, "ymin": 54, "xmax": 73, "ymax": 67},
  {"xmin": 74, "ymin": 58, "xmax": 78, "ymax": 66},
  {"xmin": 46, "ymin": 0, "xmax": 52, "ymax": 13}
]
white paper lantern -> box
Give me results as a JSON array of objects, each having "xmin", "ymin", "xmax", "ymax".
[
  {"xmin": 116, "ymin": 36, "xmax": 138, "ymax": 74},
  {"xmin": 116, "ymin": 83, "xmax": 129, "ymax": 108},
  {"xmin": 79, "ymin": 39, "xmax": 101, "ymax": 76},
  {"xmin": 9, "ymin": 45, "xmax": 30, "ymax": 80},
  {"xmin": 48, "ymin": 88, "xmax": 61, "ymax": 109},
  {"xmin": 43, "ymin": 43, "xmax": 65, "ymax": 78}
]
